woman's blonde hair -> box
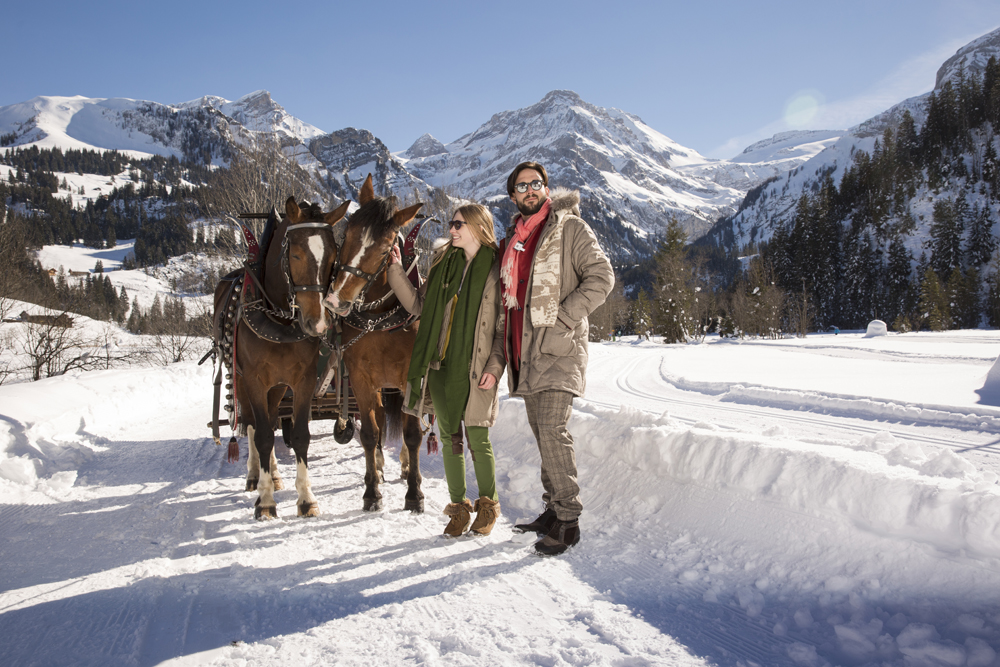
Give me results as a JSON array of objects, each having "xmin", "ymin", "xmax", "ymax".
[
  {"xmin": 454, "ymin": 203, "xmax": 498, "ymax": 250},
  {"xmin": 431, "ymin": 203, "xmax": 498, "ymax": 268}
]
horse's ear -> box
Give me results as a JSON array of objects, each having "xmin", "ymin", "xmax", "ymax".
[
  {"xmin": 393, "ymin": 203, "xmax": 424, "ymax": 228},
  {"xmin": 359, "ymin": 174, "xmax": 375, "ymax": 206},
  {"xmin": 285, "ymin": 196, "xmax": 300, "ymax": 221},
  {"xmin": 324, "ymin": 200, "xmax": 351, "ymax": 225}
]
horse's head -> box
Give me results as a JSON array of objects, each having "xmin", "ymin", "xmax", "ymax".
[
  {"xmin": 277, "ymin": 197, "xmax": 351, "ymax": 337},
  {"xmin": 325, "ymin": 174, "xmax": 423, "ymax": 317}
]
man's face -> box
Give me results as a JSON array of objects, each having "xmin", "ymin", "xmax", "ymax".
[{"xmin": 510, "ymin": 168, "xmax": 550, "ymax": 217}]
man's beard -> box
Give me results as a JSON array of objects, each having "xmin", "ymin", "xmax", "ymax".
[{"xmin": 516, "ymin": 197, "xmax": 545, "ymax": 217}]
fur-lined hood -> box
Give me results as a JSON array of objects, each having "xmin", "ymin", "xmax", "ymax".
[{"xmin": 548, "ymin": 188, "xmax": 581, "ymax": 217}]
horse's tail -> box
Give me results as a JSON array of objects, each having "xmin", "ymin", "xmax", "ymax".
[{"xmin": 381, "ymin": 389, "xmax": 404, "ymax": 446}]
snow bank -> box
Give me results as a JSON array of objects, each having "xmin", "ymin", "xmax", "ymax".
[
  {"xmin": 0, "ymin": 363, "xmax": 211, "ymax": 500},
  {"xmin": 496, "ymin": 399, "xmax": 1000, "ymax": 559}
]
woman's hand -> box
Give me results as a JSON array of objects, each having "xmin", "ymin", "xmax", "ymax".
[
  {"xmin": 389, "ymin": 244, "xmax": 401, "ymax": 265},
  {"xmin": 478, "ymin": 372, "xmax": 497, "ymax": 390}
]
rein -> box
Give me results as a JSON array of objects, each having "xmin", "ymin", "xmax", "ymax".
[
  {"xmin": 338, "ymin": 232, "xmax": 424, "ymax": 352},
  {"xmin": 332, "ymin": 242, "xmax": 394, "ymax": 310}
]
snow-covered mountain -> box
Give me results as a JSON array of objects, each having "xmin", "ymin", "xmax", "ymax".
[
  {"xmin": 0, "ymin": 89, "xmax": 835, "ymax": 259},
  {"xmin": 400, "ymin": 90, "xmax": 786, "ymax": 242},
  {"xmin": 0, "ymin": 95, "xmax": 237, "ymax": 160},
  {"xmin": 707, "ymin": 27, "xmax": 1000, "ymax": 254},
  {"xmin": 935, "ymin": 28, "xmax": 1000, "ymax": 89}
]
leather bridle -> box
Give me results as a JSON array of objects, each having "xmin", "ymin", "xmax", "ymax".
[
  {"xmin": 330, "ymin": 235, "xmax": 397, "ymax": 310},
  {"xmin": 279, "ymin": 221, "xmax": 338, "ymax": 317}
]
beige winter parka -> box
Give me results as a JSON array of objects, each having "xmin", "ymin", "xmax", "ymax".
[
  {"xmin": 387, "ymin": 252, "xmax": 506, "ymax": 427},
  {"xmin": 499, "ymin": 189, "xmax": 614, "ymax": 397}
]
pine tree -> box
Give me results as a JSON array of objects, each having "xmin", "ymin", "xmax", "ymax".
[
  {"xmin": 919, "ymin": 268, "xmax": 951, "ymax": 331},
  {"xmin": 118, "ymin": 286, "xmax": 129, "ymax": 324},
  {"xmin": 966, "ymin": 202, "xmax": 996, "ymax": 267},
  {"xmin": 886, "ymin": 238, "xmax": 914, "ymax": 325},
  {"xmin": 632, "ymin": 290, "xmax": 653, "ymax": 340},
  {"xmin": 148, "ymin": 295, "xmax": 164, "ymax": 334},
  {"xmin": 127, "ymin": 296, "xmax": 143, "ymax": 333},
  {"xmin": 651, "ymin": 219, "xmax": 692, "ymax": 344},
  {"xmin": 948, "ymin": 266, "xmax": 981, "ymax": 329},
  {"xmin": 986, "ymin": 252, "xmax": 1000, "ymax": 327},
  {"xmin": 929, "ymin": 197, "xmax": 964, "ymax": 277}
]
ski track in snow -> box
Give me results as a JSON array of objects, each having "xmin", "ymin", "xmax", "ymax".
[{"xmin": 2, "ymin": 334, "xmax": 1000, "ymax": 666}]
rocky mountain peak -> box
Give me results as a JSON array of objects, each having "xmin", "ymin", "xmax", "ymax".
[
  {"xmin": 935, "ymin": 27, "xmax": 1000, "ymax": 89},
  {"xmin": 404, "ymin": 133, "xmax": 447, "ymax": 158}
]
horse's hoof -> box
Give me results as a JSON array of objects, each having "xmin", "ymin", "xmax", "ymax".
[
  {"xmin": 363, "ymin": 498, "xmax": 383, "ymax": 512},
  {"xmin": 298, "ymin": 502, "xmax": 319, "ymax": 517},
  {"xmin": 246, "ymin": 479, "xmax": 258, "ymax": 492},
  {"xmin": 399, "ymin": 468, "xmax": 409, "ymax": 480},
  {"xmin": 254, "ymin": 505, "xmax": 278, "ymax": 520},
  {"xmin": 273, "ymin": 477, "xmax": 284, "ymax": 491},
  {"xmin": 404, "ymin": 499, "xmax": 424, "ymax": 514}
]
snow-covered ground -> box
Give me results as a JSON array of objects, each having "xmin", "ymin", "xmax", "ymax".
[
  {"xmin": 36, "ymin": 240, "xmax": 231, "ymax": 315},
  {"xmin": 3, "ymin": 329, "xmax": 1000, "ymax": 666}
]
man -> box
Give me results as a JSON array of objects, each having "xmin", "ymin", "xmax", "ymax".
[{"xmin": 493, "ymin": 161, "xmax": 614, "ymax": 555}]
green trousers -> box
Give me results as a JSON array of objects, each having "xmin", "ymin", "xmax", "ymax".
[{"xmin": 428, "ymin": 369, "xmax": 498, "ymax": 504}]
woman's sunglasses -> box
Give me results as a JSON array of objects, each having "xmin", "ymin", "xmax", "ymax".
[{"xmin": 449, "ymin": 220, "xmax": 465, "ymax": 230}]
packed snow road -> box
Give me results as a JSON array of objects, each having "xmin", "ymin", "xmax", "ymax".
[{"xmin": 2, "ymin": 332, "xmax": 1000, "ymax": 666}]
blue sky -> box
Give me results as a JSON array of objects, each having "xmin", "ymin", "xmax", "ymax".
[{"xmin": 5, "ymin": 1, "xmax": 1000, "ymax": 158}]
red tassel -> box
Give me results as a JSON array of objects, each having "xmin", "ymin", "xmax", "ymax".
[
  {"xmin": 426, "ymin": 433, "xmax": 439, "ymax": 455},
  {"xmin": 227, "ymin": 437, "xmax": 240, "ymax": 463}
]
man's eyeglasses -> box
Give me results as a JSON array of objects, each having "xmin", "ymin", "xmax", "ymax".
[
  {"xmin": 514, "ymin": 180, "xmax": 545, "ymax": 194},
  {"xmin": 449, "ymin": 220, "xmax": 465, "ymax": 230}
]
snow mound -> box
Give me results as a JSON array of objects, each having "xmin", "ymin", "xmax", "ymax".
[
  {"xmin": 976, "ymin": 353, "xmax": 1000, "ymax": 406},
  {"xmin": 865, "ymin": 320, "xmax": 888, "ymax": 337}
]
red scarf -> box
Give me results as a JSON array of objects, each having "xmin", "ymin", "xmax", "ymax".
[{"xmin": 501, "ymin": 199, "xmax": 551, "ymax": 309}]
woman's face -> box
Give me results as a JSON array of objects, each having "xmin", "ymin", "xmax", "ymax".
[{"xmin": 450, "ymin": 211, "xmax": 481, "ymax": 255}]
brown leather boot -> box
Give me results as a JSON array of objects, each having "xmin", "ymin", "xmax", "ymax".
[
  {"xmin": 513, "ymin": 508, "xmax": 556, "ymax": 534},
  {"xmin": 534, "ymin": 518, "xmax": 580, "ymax": 556},
  {"xmin": 469, "ymin": 496, "xmax": 500, "ymax": 536},
  {"xmin": 442, "ymin": 499, "xmax": 474, "ymax": 537}
]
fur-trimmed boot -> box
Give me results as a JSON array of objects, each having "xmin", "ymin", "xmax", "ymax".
[
  {"xmin": 442, "ymin": 499, "xmax": 474, "ymax": 537},
  {"xmin": 534, "ymin": 518, "xmax": 580, "ymax": 556},
  {"xmin": 469, "ymin": 496, "xmax": 500, "ymax": 536}
]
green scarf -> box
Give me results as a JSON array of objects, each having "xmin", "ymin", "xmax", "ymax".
[{"xmin": 407, "ymin": 245, "xmax": 495, "ymax": 413}]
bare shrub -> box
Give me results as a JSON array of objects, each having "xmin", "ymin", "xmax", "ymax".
[{"xmin": 199, "ymin": 133, "xmax": 324, "ymax": 260}]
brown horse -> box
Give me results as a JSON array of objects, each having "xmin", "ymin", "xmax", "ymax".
[
  {"xmin": 222, "ymin": 197, "xmax": 350, "ymax": 519},
  {"xmin": 325, "ymin": 175, "xmax": 425, "ymax": 512}
]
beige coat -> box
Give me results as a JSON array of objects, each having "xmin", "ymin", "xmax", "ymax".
[
  {"xmin": 498, "ymin": 189, "xmax": 615, "ymax": 397},
  {"xmin": 387, "ymin": 252, "xmax": 506, "ymax": 428}
]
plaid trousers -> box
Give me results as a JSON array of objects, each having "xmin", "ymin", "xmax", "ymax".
[{"xmin": 521, "ymin": 390, "xmax": 581, "ymax": 521}]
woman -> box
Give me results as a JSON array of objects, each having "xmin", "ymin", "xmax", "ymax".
[{"xmin": 387, "ymin": 204, "xmax": 506, "ymax": 537}]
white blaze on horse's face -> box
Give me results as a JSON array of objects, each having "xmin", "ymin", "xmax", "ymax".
[
  {"xmin": 289, "ymin": 231, "xmax": 330, "ymax": 338},
  {"xmin": 307, "ymin": 235, "xmax": 325, "ymax": 286},
  {"xmin": 326, "ymin": 229, "xmax": 376, "ymax": 315}
]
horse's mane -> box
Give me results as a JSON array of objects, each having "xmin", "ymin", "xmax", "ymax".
[{"xmin": 346, "ymin": 196, "xmax": 398, "ymax": 238}]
